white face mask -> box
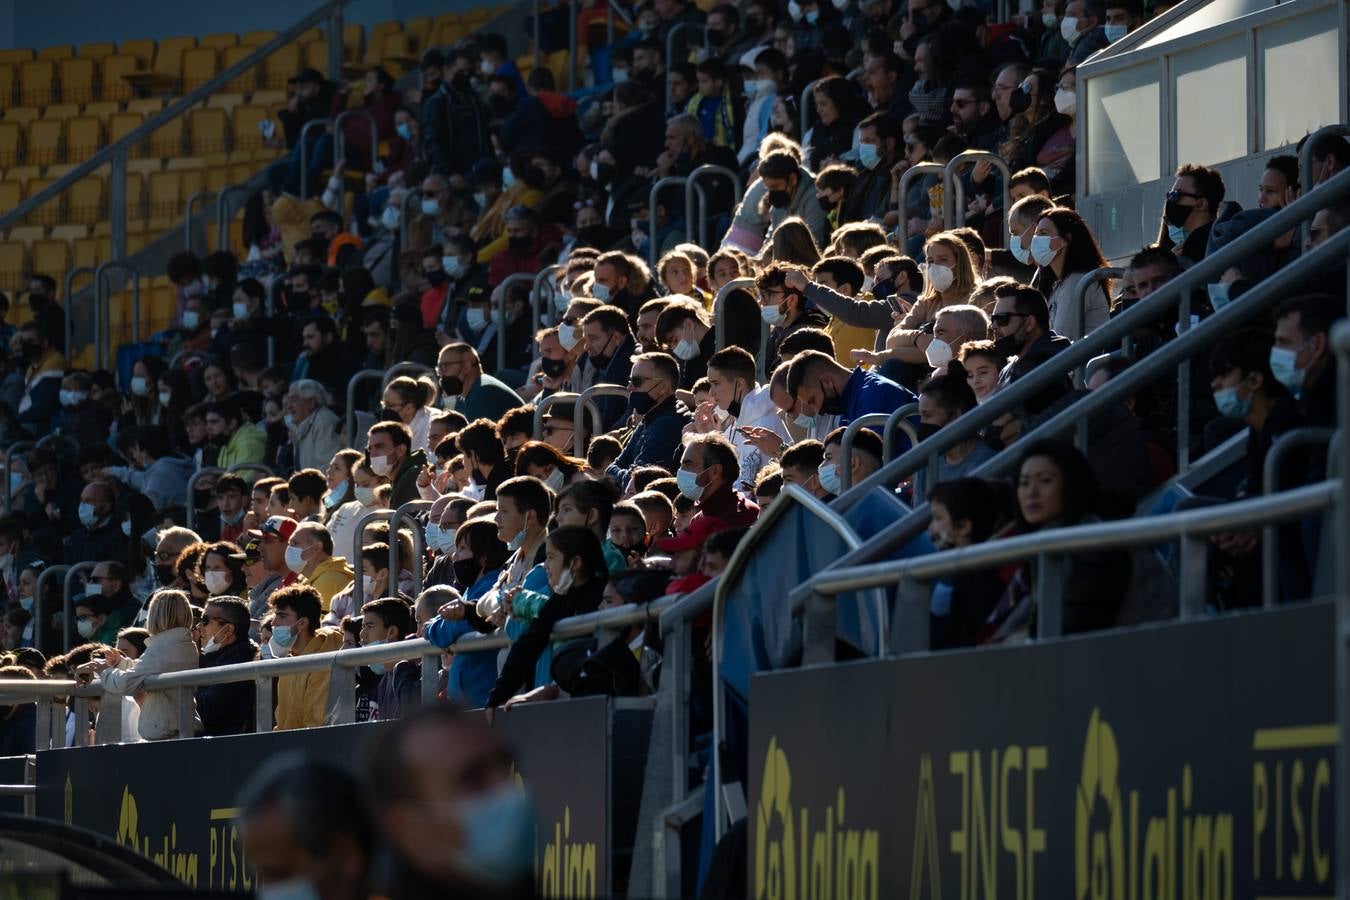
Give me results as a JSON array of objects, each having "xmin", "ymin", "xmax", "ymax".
[
  {"xmin": 158, "ymin": 389, "xmax": 173, "ymax": 407},
  {"xmin": 232, "ymin": 301, "xmax": 249, "ymax": 319},
  {"xmin": 204, "ymin": 570, "xmax": 231, "ymax": 595},
  {"xmin": 1054, "ymin": 88, "xmax": 1076, "ymax": 116},
  {"xmin": 362, "ymin": 574, "xmax": 377, "ymax": 595},
  {"xmin": 925, "ymin": 338, "xmax": 954, "ymax": 367},
  {"xmin": 1060, "ymin": 15, "xmax": 1081, "ymax": 42},
  {"xmin": 543, "ymin": 467, "xmax": 566, "ymax": 492},
  {"xmin": 354, "ymin": 485, "xmax": 378, "ymax": 506},
  {"xmin": 673, "ymin": 338, "xmax": 701, "ymax": 361},
  {"xmin": 284, "ymin": 545, "xmax": 308, "ymax": 574},
  {"xmin": 551, "ymin": 566, "xmax": 575, "ymax": 595},
  {"xmin": 466, "ymin": 308, "xmax": 489, "ymax": 332},
  {"xmin": 369, "ymin": 454, "xmax": 393, "ymax": 476},
  {"xmin": 923, "ymin": 263, "xmax": 955, "ymax": 293},
  {"xmin": 557, "ymin": 323, "xmax": 581, "ymax": 351},
  {"xmin": 130, "ymin": 376, "xmax": 150, "ymax": 397},
  {"xmin": 77, "ymin": 619, "xmax": 96, "ymax": 638}
]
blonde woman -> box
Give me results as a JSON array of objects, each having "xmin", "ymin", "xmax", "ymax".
[
  {"xmin": 80, "ymin": 589, "xmax": 200, "ymax": 741},
  {"xmin": 866, "ymin": 232, "xmax": 978, "ymax": 366}
]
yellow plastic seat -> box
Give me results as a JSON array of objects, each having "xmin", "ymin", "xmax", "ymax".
[
  {"xmin": 148, "ymin": 115, "xmax": 184, "ymax": 158},
  {"xmin": 25, "ymin": 119, "xmax": 63, "ymax": 167},
  {"xmin": 152, "ymin": 36, "xmax": 197, "ymax": 80},
  {"xmin": 107, "ymin": 111, "xmax": 142, "ymax": 147},
  {"xmin": 58, "ymin": 57, "xmax": 95, "ymax": 103},
  {"xmin": 181, "ymin": 47, "xmax": 219, "ymax": 93},
  {"xmin": 100, "ymin": 54, "xmax": 138, "ymax": 102},
  {"xmin": 65, "ymin": 116, "xmax": 104, "ymax": 163},
  {"xmin": 43, "ymin": 163, "xmax": 78, "ymax": 179},
  {"xmin": 0, "ymin": 181, "xmax": 21, "ymax": 210},
  {"xmin": 147, "ymin": 169, "xmax": 182, "ymax": 223},
  {"xmin": 296, "ymin": 28, "xmax": 323, "ymax": 45},
  {"xmin": 2, "ymin": 107, "xmax": 39, "ymax": 126},
  {"xmin": 366, "ymin": 22, "xmax": 401, "ymax": 65},
  {"xmin": 0, "ymin": 125, "xmax": 19, "ymax": 169},
  {"xmin": 0, "ymin": 50, "xmax": 35, "ymax": 65},
  {"xmin": 37, "ymin": 46, "xmax": 74, "ymax": 61},
  {"xmin": 343, "ymin": 24, "xmax": 364, "ymax": 62},
  {"xmin": 207, "ymin": 92, "xmax": 246, "ymax": 116},
  {"xmin": 5, "ymin": 166, "xmax": 40, "ymax": 186},
  {"xmin": 68, "ymin": 175, "xmax": 105, "ymax": 224},
  {"xmin": 221, "ymin": 46, "xmax": 260, "ymax": 93},
  {"xmin": 0, "ymin": 242, "xmax": 29, "ymax": 292},
  {"xmin": 250, "ymin": 88, "xmax": 286, "ymax": 107},
  {"xmin": 18, "ymin": 60, "xmax": 55, "ymax": 106},
  {"xmin": 200, "ymin": 34, "xmax": 239, "ymax": 51},
  {"xmin": 42, "ymin": 103, "xmax": 80, "ymax": 121},
  {"xmin": 304, "ymin": 40, "xmax": 330, "ymax": 73},
  {"xmin": 434, "ymin": 19, "xmax": 465, "ymax": 46},
  {"xmin": 405, "ymin": 17, "xmax": 432, "ymax": 52},
  {"xmin": 123, "ymin": 172, "xmax": 145, "ymax": 220},
  {"xmin": 231, "ymin": 104, "xmax": 268, "ymax": 153},
  {"xmin": 31, "ymin": 238, "xmax": 69, "ymax": 277},
  {"xmin": 50, "ymin": 223, "xmax": 88, "ymax": 241},
  {"xmin": 377, "ymin": 32, "xmax": 416, "ymax": 70},
  {"xmin": 22, "ymin": 178, "xmax": 61, "ymax": 225},
  {"xmin": 126, "ymin": 157, "xmax": 161, "ymax": 177},
  {"xmin": 73, "ymin": 234, "xmax": 107, "ymax": 269},
  {"xmin": 78, "ymin": 42, "xmax": 117, "ymax": 62},
  {"xmin": 188, "ymin": 107, "xmax": 227, "ymax": 155},
  {"xmin": 126, "ymin": 97, "xmax": 164, "ymax": 117},
  {"xmin": 82, "ymin": 101, "xmax": 120, "ymax": 124},
  {"xmin": 7, "ymin": 225, "xmax": 46, "ymax": 248},
  {"xmin": 263, "ymin": 43, "xmax": 300, "ymax": 90},
  {"xmin": 118, "ymin": 39, "xmax": 155, "ymax": 68},
  {"xmin": 241, "ymin": 31, "xmax": 278, "ymax": 47},
  {"xmin": 0, "ymin": 65, "xmax": 13, "ymax": 106}
]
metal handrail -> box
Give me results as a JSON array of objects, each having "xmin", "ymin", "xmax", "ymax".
[
  {"xmin": 382, "ymin": 362, "xmax": 436, "ymax": 392},
  {"xmin": 215, "ymin": 184, "xmax": 252, "ymax": 253},
  {"xmin": 183, "ymin": 191, "xmax": 217, "ymax": 255},
  {"xmin": 530, "ymin": 264, "xmax": 563, "ymax": 342},
  {"xmin": 712, "ymin": 277, "xmax": 755, "ymax": 353},
  {"xmin": 333, "ymin": 109, "xmax": 378, "ymax": 171},
  {"xmin": 532, "ymin": 392, "xmax": 605, "ymax": 458},
  {"xmin": 185, "ymin": 466, "xmax": 225, "ymax": 532},
  {"xmin": 226, "ymin": 462, "xmax": 274, "ymax": 482},
  {"xmin": 824, "ymin": 221, "xmax": 1350, "ymax": 579},
  {"xmin": 3, "ymin": 441, "xmax": 33, "ymax": 512},
  {"xmin": 298, "ymin": 117, "xmax": 333, "ymax": 200},
  {"xmin": 834, "ymin": 167, "xmax": 1350, "ymax": 515},
  {"xmin": 838, "ymin": 414, "xmax": 887, "ymax": 492},
  {"xmin": 62, "ymin": 562, "xmax": 97, "ymax": 650},
  {"xmin": 648, "ymin": 176, "xmax": 687, "ymax": 270},
  {"xmin": 944, "ymin": 150, "xmax": 1011, "ymax": 230},
  {"xmin": 1069, "ymin": 267, "xmax": 1122, "ymax": 348},
  {"xmin": 664, "ymin": 23, "xmax": 706, "ymax": 114},
  {"xmin": 495, "ymin": 273, "xmax": 535, "ymax": 374},
  {"xmin": 801, "ymin": 480, "xmax": 1337, "ymax": 654},
  {"xmin": 351, "ymin": 508, "xmax": 395, "ymax": 609},
  {"xmin": 1261, "ymin": 427, "xmax": 1335, "ymax": 609},
  {"xmin": 62, "ymin": 266, "xmax": 94, "ymax": 358},
  {"xmin": 389, "ymin": 500, "xmax": 432, "ymax": 596},
  {"xmin": 346, "ymin": 368, "xmax": 384, "ymax": 446},
  {"xmin": 575, "ymin": 384, "xmax": 631, "ymax": 441},
  {"xmin": 896, "ymin": 162, "xmax": 944, "ymax": 222},
  {"xmin": 799, "ymin": 78, "xmax": 820, "ymax": 139},
  {"xmin": 35, "ymin": 434, "xmax": 78, "ymax": 457},
  {"xmin": 684, "ymin": 165, "xmax": 743, "ymax": 250},
  {"xmin": 94, "ymin": 261, "xmax": 140, "ymax": 371},
  {"xmin": 32, "ymin": 563, "xmax": 68, "ymax": 656},
  {"xmin": 881, "ymin": 402, "xmax": 920, "ymax": 466},
  {"xmin": 0, "ymin": 0, "xmax": 358, "ymax": 233}
]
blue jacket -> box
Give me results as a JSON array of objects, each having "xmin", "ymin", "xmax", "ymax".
[
  {"xmin": 841, "ymin": 366, "xmax": 917, "ymax": 426},
  {"xmin": 606, "ymin": 395, "xmax": 693, "ymax": 487},
  {"xmin": 424, "ymin": 568, "xmax": 502, "ymax": 709}
]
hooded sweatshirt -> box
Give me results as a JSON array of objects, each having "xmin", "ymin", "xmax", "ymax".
[
  {"xmin": 275, "ymin": 626, "xmax": 344, "ymax": 730},
  {"xmin": 103, "ymin": 454, "xmax": 196, "ymax": 510}
]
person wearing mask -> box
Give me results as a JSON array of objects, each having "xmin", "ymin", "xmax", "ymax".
[
  {"xmin": 64, "ymin": 482, "xmax": 124, "ymax": 566},
  {"xmin": 284, "ymin": 469, "xmax": 326, "ymax": 523},
  {"xmin": 73, "ymin": 592, "xmax": 124, "ymax": 646},
  {"xmin": 365, "ymin": 422, "xmax": 429, "ymax": 509},
  {"xmin": 455, "ymin": 418, "xmax": 513, "ymax": 501},
  {"xmin": 754, "ymin": 263, "xmax": 832, "ymax": 365},
  {"xmin": 786, "ymin": 349, "xmax": 917, "ymax": 428},
  {"xmin": 326, "ymin": 458, "xmax": 390, "ymax": 562},
  {"xmin": 88, "ymin": 560, "xmax": 139, "ymax": 629},
  {"xmin": 270, "ymin": 584, "xmax": 343, "ymax": 730},
  {"xmin": 284, "ymin": 379, "xmax": 343, "ymax": 472},
  {"xmin": 925, "ymin": 478, "xmax": 1011, "ymax": 649},
  {"xmin": 487, "ymin": 525, "xmax": 609, "ymax": 709},
  {"xmin": 590, "ymin": 251, "xmax": 658, "ymax": 321},
  {"xmin": 423, "ymin": 522, "xmax": 508, "ymax": 708},
  {"xmin": 1160, "ymin": 163, "xmax": 1225, "ymax": 264},
  {"xmin": 151, "ymin": 526, "xmax": 200, "ymax": 594},
  {"xmin": 196, "ymin": 596, "xmax": 258, "ymax": 736},
  {"xmin": 436, "ymin": 343, "xmax": 523, "ymax": 423},
  {"xmin": 878, "ymin": 233, "xmax": 978, "ymax": 366},
  {"xmin": 577, "ymin": 306, "xmax": 639, "ymax": 429},
  {"xmin": 57, "ymin": 370, "xmax": 114, "ymax": 449},
  {"xmin": 368, "ymin": 705, "xmax": 536, "ymax": 898},
  {"xmin": 736, "ymin": 48, "xmax": 786, "ymax": 166},
  {"xmin": 606, "ymin": 353, "xmax": 695, "ymax": 485},
  {"xmin": 206, "ymin": 400, "xmax": 267, "ymax": 470},
  {"xmin": 1271, "ymin": 293, "xmax": 1342, "ymax": 436},
  {"xmin": 990, "ymin": 283, "xmax": 1072, "ymax": 417},
  {"xmin": 911, "ymin": 364, "xmax": 998, "ymax": 498},
  {"xmin": 693, "ymin": 347, "xmax": 788, "ymax": 492},
  {"xmin": 238, "ymin": 756, "xmax": 375, "ymax": 900},
  {"xmin": 100, "ymin": 425, "xmax": 194, "ymax": 512},
  {"xmin": 80, "ymin": 589, "xmax": 201, "ymax": 741},
  {"xmin": 475, "ymin": 477, "xmax": 553, "ymax": 649},
  {"xmin": 818, "ymin": 426, "xmax": 884, "ymax": 496},
  {"xmin": 841, "ymin": 112, "xmax": 903, "ymax": 223},
  {"xmin": 655, "ymin": 300, "xmax": 716, "ymax": 388},
  {"xmin": 212, "ymin": 475, "xmax": 249, "ymax": 544},
  {"xmin": 754, "ymin": 152, "xmax": 829, "ymax": 246},
  {"xmin": 24, "ymin": 273, "xmax": 65, "ymax": 353},
  {"xmin": 16, "ymin": 321, "xmax": 65, "ymax": 435},
  {"xmin": 237, "ymin": 534, "xmax": 283, "ymax": 627},
  {"xmin": 1029, "ymin": 206, "xmax": 1111, "ymax": 338},
  {"xmin": 285, "ymin": 523, "xmax": 353, "ymax": 612},
  {"xmin": 675, "ymin": 432, "xmax": 760, "ymax": 533},
  {"xmin": 356, "ymin": 597, "xmax": 417, "ymax": 720},
  {"xmin": 382, "ymin": 375, "xmax": 439, "ymax": 454}
]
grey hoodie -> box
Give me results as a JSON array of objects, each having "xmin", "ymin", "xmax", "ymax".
[{"xmin": 104, "ymin": 454, "xmax": 197, "ymax": 510}]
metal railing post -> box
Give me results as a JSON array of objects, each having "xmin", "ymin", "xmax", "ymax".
[
  {"xmin": 533, "ymin": 392, "xmax": 603, "ymax": 458},
  {"xmin": 62, "ymin": 562, "xmax": 97, "ymax": 650},
  {"xmin": 838, "ymin": 413, "xmax": 889, "ymax": 491},
  {"xmin": 881, "ymin": 402, "xmax": 919, "ymax": 466},
  {"xmin": 712, "ymin": 277, "xmax": 755, "ymax": 352},
  {"xmin": 346, "ymin": 369, "xmax": 384, "ymax": 447},
  {"xmin": 94, "ymin": 261, "xmax": 140, "ymax": 372},
  {"xmin": 255, "ymin": 674, "xmax": 273, "ymax": 732},
  {"xmin": 109, "ymin": 147, "xmax": 128, "ymax": 261},
  {"xmin": 326, "ymin": 6, "xmax": 345, "ymax": 82},
  {"xmin": 944, "ymin": 150, "xmax": 1012, "ymax": 231},
  {"xmin": 1176, "ymin": 284, "xmax": 1192, "ymax": 473},
  {"xmin": 215, "ymin": 184, "xmax": 253, "ymax": 253},
  {"xmin": 665, "ymin": 23, "xmax": 705, "ymax": 114},
  {"xmin": 298, "ymin": 117, "xmax": 333, "ymax": 200},
  {"xmin": 63, "ymin": 266, "xmax": 95, "ymax": 359},
  {"xmin": 3, "ymin": 441, "xmax": 33, "ymax": 512},
  {"xmin": 530, "ymin": 264, "xmax": 562, "ymax": 339},
  {"xmin": 648, "ymin": 176, "xmax": 687, "ymax": 270},
  {"xmin": 494, "ymin": 273, "xmax": 536, "ymax": 374},
  {"xmin": 896, "ymin": 161, "xmax": 944, "ymax": 223},
  {"xmin": 1261, "ymin": 427, "xmax": 1335, "ymax": 608},
  {"xmin": 333, "ymin": 110, "xmax": 378, "ymax": 171},
  {"xmin": 183, "ymin": 190, "xmax": 217, "ymax": 256},
  {"xmin": 1069, "ymin": 267, "xmax": 1122, "ymax": 350},
  {"xmin": 575, "ymin": 385, "xmax": 631, "ymax": 446},
  {"xmin": 186, "ymin": 467, "xmax": 225, "ymax": 533},
  {"xmin": 351, "ymin": 508, "xmax": 395, "ymax": 609},
  {"xmin": 390, "ymin": 501, "xmax": 432, "ymax": 596},
  {"xmin": 684, "ymin": 165, "xmax": 742, "ymax": 250},
  {"xmin": 33, "ymin": 564, "xmax": 68, "ymax": 655},
  {"xmin": 799, "ymin": 78, "xmax": 820, "ymax": 139}
]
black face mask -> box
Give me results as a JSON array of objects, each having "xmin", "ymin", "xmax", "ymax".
[
  {"xmin": 915, "ymin": 422, "xmax": 941, "ymax": 442},
  {"xmin": 508, "ymin": 235, "xmax": 533, "ymax": 255},
  {"xmin": 541, "ymin": 357, "xmax": 568, "ymax": 378},
  {"xmin": 440, "ymin": 374, "xmax": 465, "ymax": 396},
  {"xmin": 380, "ymin": 406, "xmax": 403, "ymax": 422},
  {"xmin": 1008, "ymin": 85, "xmax": 1031, "ymax": 114},
  {"xmin": 727, "ymin": 383, "xmax": 746, "ymax": 419},
  {"xmin": 705, "ymin": 27, "xmax": 726, "ymax": 45},
  {"xmin": 1163, "ymin": 200, "xmax": 1193, "ymax": 228},
  {"xmin": 451, "ymin": 71, "xmax": 472, "ymax": 91},
  {"xmin": 629, "ymin": 390, "xmax": 655, "ymax": 414},
  {"xmin": 193, "ymin": 487, "xmax": 215, "ymax": 508},
  {"xmin": 288, "ymin": 290, "xmax": 311, "ymax": 310},
  {"xmin": 593, "ymin": 162, "xmax": 615, "ymax": 185},
  {"xmin": 155, "ymin": 564, "xmax": 177, "ymax": 587},
  {"xmin": 819, "ymin": 383, "xmax": 845, "ymax": 416},
  {"xmin": 993, "ymin": 332, "xmax": 1023, "ymax": 355},
  {"xmin": 21, "ymin": 341, "xmax": 41, "ymax": 362},
  {"xmin": 746, "ymin": 15, "xmax": 765, "ymax": 32},
  {"xmin": 209, "ymin": 433, "xmax": 228, "ymax": 447},
  {"xmin": 453, "ymin": 557, "xmax": 480, "ymax": 587},
  {"xmin": 425, "ymin": 270, "xmax": 447, "ymax": 287},
  {"xmin": 767, "ymin": 189, "xmax": 792, "ymax": 209},
  {"xmin": 873, "ymin": 277, "xmax": 896, "ymax": 298},
  {"xmin": 523, "ymin": 165, "xmax": 548, "ymax": 190},
  {"xmin": 28, "ymin": 294, "xmax": 49, "ymax": 313},
  {"xmin": 577, "ymin": 224, "xmax": 608, "ymax": 248},
  {"xmin": 816, "ymin": 194, "xmax": 837, "ymax": 212},
  {"xmin": 489, "ymin": 95, "xmax": 514, "ymax": 117}
]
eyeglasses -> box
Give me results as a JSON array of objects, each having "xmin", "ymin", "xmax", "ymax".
[
  {"xmin": 951, "ymin": 99, "xmax": 975, "ymax": 108},
  {"xmin": 629, "ymin": 374, "xmax": 665, "ymax": 388},
  {"xmin": 88, "ymin": 575, "xmax": 110, "ymax": 584},
  {"xmin": 990, "ymin": 312, "xmax": 1025, "ymax": 326},
  {"xmin": 1165, "ymin": 190, "xmax": 1201, "ymax": 202}
]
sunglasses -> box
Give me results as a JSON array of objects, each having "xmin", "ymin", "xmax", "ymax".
[
  {"xmin": 990, "ymin": 312, "xmax": 1025, "ymax": 326},
  {"xmin": 1165, "ymin": 190, "xmax": 1201, "ymax": 202}
]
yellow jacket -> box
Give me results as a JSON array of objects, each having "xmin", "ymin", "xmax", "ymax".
[
  {"xmin": 274, "ymin": 626, "xmax": 344, "ymax": 731},
  {"xmin": 473, "ymin": 184, "xmax": 542, "ymax": 263},
  {"xmin": 826, "ymin": 316, "xmax": 879, "ymax": 369},
  {"xmin": 305, "ymin": 556, "xmax": 354, "ymax": 611}
]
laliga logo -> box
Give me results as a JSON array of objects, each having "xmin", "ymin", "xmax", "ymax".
[
  {"xmin": 1075, "ymin": 708, "xmax": 1125, "ymax": 899},
  {"xmin": 756, "ymin": 736, "xmax": 797, "ymax": 900}
]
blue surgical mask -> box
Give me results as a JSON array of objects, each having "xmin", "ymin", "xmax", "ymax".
[
  {"xmin": 1269, "ymin": 346, "xmax": 1304, "ymax": 394},
  {"xmin": 1212, "ymin": 386, "xmax": 1252, "ymax": 419},
  {"xmin": 466, "ymin": 308, "xmax": 489, "ymax": 332},
  {"xmin": 760, "ymin": 304, "xmax": 785, "ymax": 326},
  {"xmin": 269, "ymin": 624, "xmax": 297, "ymax": 657},
  {"xmin": 473, "ymin": 191, "xmax": 488, "ymax": 209},
  {"xmin": 396, "ymin": 121, "xmax": 413, "ymax": 140},
  {"xmin": 78, "ymin": 503, "xmax": 98, "ymax": 528},
  {"xmin": 1008, "ymin": 232, "xmax": 1031, "ymax": 265},
  {"xmin": 817, "ymin": 461, "xmax": 842, "ymax": 495},
  {"xmin": 507, "ymin": 528, "xmax": 527, "ymax": 552},
  {"xmin": 1206, "ymin": 283, "xmax": 1231, "ymax": 311},
  {"xmin": 19, "ymin": 596, "xmax": 33, "ymax": 612},
  {"xmin": 381, "ymin": 206, "xmax": 401, "ymax": 230},
  {"xmin": 1029, "ymin": 234, "xmax": 1057, "ymax": 267},
  {"xmin": 676, "ymin": 468, "xmax": 704, "ymax": 501},
  {"xmin": 283, "ymin": 414, "xmax": 297, "ymax": 430},
  {"xmin": 857, "ymin": 142, "xmax": 881, "ymax": 170},
  {"xmin": 502, "ymin": 167, "xmax": 516, "ymax": 188},
  {"xmin": 182, "ymin": 310, "xmax": 200, "ymax": 330},
  {"xmin": 1166, "ymin": 223, "xmax": 1187, "ymax": 246},
  {"xmin": 324, "ymin": 481, "xmax": 347, "ymax": 508},
  {"xmin": 451, "ymin": 784, "xmax": 537, "ymax": 886},
  {"xmin": 805, "ymin": 8, "xmax": 820, "ymax": 23},
  {"xmin": 591, "ymin": 282, "xmax": 611, "ymax": 302},
  {"xmin": 421, "ymin": 198, "xmax": 440, "ymax": 217},
  {"xmin": 794, "ymin": 412, "xmax": 817, "ymax": 430},
  {"xmin": 425, "ymin": 522, "xmax": 443, "ymax": 550},
  {"xmin": 1104, "ymin": 23, "xmax": 1128, "ymax": 42},
  {"xmin": 363, "ymin": 638, "xmax": 387, "ymax": 675}
]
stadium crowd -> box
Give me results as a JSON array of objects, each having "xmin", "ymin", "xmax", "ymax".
[{"xmin": 0, "ymin": 3, "xmax": 1347, "ymax": 890}]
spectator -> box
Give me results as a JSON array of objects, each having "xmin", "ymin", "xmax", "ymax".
[
  {"xmin": 100, "ymin": 425, "xmax": 194, "ymax": 512},
  {"xmin": 208, "ymin": 400, "xmax": 267, "ymax": 470},
  {"xmin": 89, "ymin": 561, "xmax": 138, "ymax": 628},
  {"xmin": 358, "ymin": 596, "xmax": 417, "ymax": 719},
  {"xmin": 456, "ymin": 418, "xmax": 514, "ymax": 500},
  {"xmin": 655, "ymin": 299, "xmax": 715, "ymax": 387},
  {"xmin": 676, "ymin": 432, "xmax": 760, "ymax": 531},
  {"xmin": 841, "ymin": 112, "xmax": 903, "ymax": 223},
  {"xmin": 285, "ymin": 379, "xmax": 343, "ymax": 472},
  {"xmin": 1272, "ymin": 294, "xmax": 1343, "ymax": 433},
  {"xmin": 695, "ymin": 346, "xmax": 788, "ymax": 491},
  {"xmin": 82, "ymin": 589, "xmax": 201, "ymax": 741},
  {"xmin": 436, "ymin": 343, "xmax": 523, "ymax": 422},
  {"xmin": 1029, "ymin": 207, "xmax": 1111, "ymax": 337},
  {"xmin": 786, "ymin": 349, "xmax": 917, "ymax": 427},
  {"xmin": 1161, "ymin": 163, "xmax": 1225, "ymax": 264},
  {"xmin": 196, "ymin": 596, "xmax": 258, "ymax": 736},
  {"xmin": 213, "ymin": 474, "xmax": 249, "ymax": 544},
  {"xmin": 64, "ymin": 482, "xmax": 124, "ymax": 566},
  {"xmin": 591, "ymin": 251, "xmax": 658, "ymax": 321},
  {"xmin": 327, "ymin": 456, "xmax": 390, "ymax": 562},
  {"xmin": 990, "ymin": 283, "xmax": 1072, "ymax": 416},
  {"xmin": 880, "ymin": 232, "xmax": 978, "ymax": 366},
  {"xmin": 424, "ymin": 522, "xmax": 506, "ymax": 708},
  {"xmin": 755, "ymin": 263, "xmax": 831, "ymax": 364},
  {"xmin": 367, "ymin": 422, "xmax": 429, "ymax": 509},
  {"xmin": 778, "ymin": 439, "xmax": 831, "ymax": 500},
  {"xmin": 383, "ymin": 375, "xmax": 440, "ymax": 454},
  {"xmin": 912, "ymin": 364, "xmax": 998, "ymax": 497},
  {"xmin": 577, "ymin": 305, "xmax": 639, "ymax": 427},
  {"xmin": 1304, "ymin": 130, "xmax": 1349, "ymax": 187},
  {"xmin": 16, "ymin": 321, "xmax": 64, "ymax": 434},
  {"xmin": 607, "ymin": 353, "xmax": 694, "ymax": 483},
  {"xmin": 238, "ymin": 534, "xmax": 282, "ymax": 626},
  {"xmin": 0, "ymin": 666, "xmax": 35, "ymax": 754},
  {"xmin": 57, "ymin": 371, "xmax": 114, "ymax": 449},
  {"xmin": 926, "ymin": 478, "xmax": 1010, "ymax": 649},
  {"xmin": 818, "ymin": 425, "xmax": 883, "ymax": 495},
  {"xmin": 756, "ymin": 152, "xmax": 829, "ymax": 245},
  {"xmin": 286, "ymin": 522, "xmax": 353, "ymax": 611},
  {"xmin": 270, "ymin": 584, "xmax": 343, "ymax": 730}
]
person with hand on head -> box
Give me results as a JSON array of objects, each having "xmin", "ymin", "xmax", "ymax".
[
  {"xmin": 285, "ymin": 522, "xmax": 353, "ymax": 612},
  {"xmin": 196, "ymin": 596, "xmax": 258, "ymax": 736},
  {"xmin": 366, "ymin": 421, "xmax": 429, "ymax": 509},
  {"xmin": 787, "ymin": 349, "xmax": 917, "ymax": 430},
  {"xmin": 270, "ymin": 583, "xmax": 344, "ymax": 730},
  {"xmin": 606, "ymin": 353, "xmax": 695, "ymax": 486}
]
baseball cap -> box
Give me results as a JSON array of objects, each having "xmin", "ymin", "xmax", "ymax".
[
  {"xmin": 232, "ymin": 534, "xmax": 263, "ymax": 565},
  {"xmin": 250, "ymin": 515, "xmax": 299, "ymax": 544},
  {"xmin": 654, "ymin": 516, "xmax": 726, "ymax": 553}
]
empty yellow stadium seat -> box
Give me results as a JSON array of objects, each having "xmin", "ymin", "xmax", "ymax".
[
  {"xmin": 0, "ymin": 243, "xmax": 29, "ymax": 292},
  {"xmin": 251, "ymin": 88, "xmax": 286, "ymax": 107},
  {"xmin": 0, "ymin": 49, "xmax": 35, "ymax": 65},
  {"xmin": 434, "ymin": 19, "xmax": 465, "ymax": 46},
  {"xmin": 126, "ymin": 97, "xmax": 164, "ymax": 117},
  {"xmin": 241, "ymin": 30, "xmax": 278, "ymax": 47},
  {"xmin": 181, "ymin": 46, "xmax": 219, "ymax": 92},
  {"xmin": 147, "ymin": 169, "xmax": 182, "ymax": 225},
  {"xmin": 220, "ymin": 46, "xmax": 260, "ymax": 93},
  {"xmin": 263, "ymin": 43, "xmax": 300, "ymax": 90},
  {"xmin": 378, "ymin": 32, "xmax": 416, "ymax": 70},
  {"xmin": 118, "ymin": 39, "xmax": 155, "ymax": 68},
  {"xmin": 231, "ymin": 104, "xmax": 268, "ymax": 152},
  {"xmin": 123, "ymin": 172, "xmax": 145, "ymax": 220},
  {"xmin": 38, "ymin": 45, "xmax": 74, "ymax": 61},
  {"xmin": 206, "ymin": 92, "xmax": 245, "ymax": 116},
  {"xmin": 0, "ymin": 65, "xmax": 14, "ymax": 106},
  {"xmin": 25, "ymin": 119, "xmax": 62, "ymax": 166},
  {"xmin": 148, "ymin": 115, "xmax": 184, "ymax": 158},
  {"xmin": 7, "ymin": 225, "xmax": 46, "ymax": 247},
  {"xmin": 31, "ymin": 238, "xmax": 69, "ymax": 276},
  {"xmin": 67, "ymin": 175, "xmax": 105, "ymax": 224},
  {"xmin": 0, "ymin": 181, "xmax": 21, "ymax": 210},
  {"xmin": 66, "ymin": 116, "xmax": 104, "ymax": 163},
  {"xmin": 107, "ymin": 112, "xmax": 143, "ymax": 148},
  {"xmin": 126, "ymin": 158, "xmax": 161, "ymax": 177},
  {"xmin": 5, "ymin": 166, "xmax": 40, "ymax": 186},
  {"xmin": 43, "ymin": 163, "xmax": 77, "ymax": 179},
  {"xmin": 343, "ymin": 24, "xmax": 364, "ymax": 62},
  {"xmin": 100, "ymin": 54, "xmax": 138, "ymax": 102},
  {"xmin": 152, "ymin": 36, "xmax": 197, "ymax": 79},
  {"xmin": 188, "ymin": 107, "xmax": 227, "ymax": 155},
  {"xmin": 50, "ymin": 223, "xmax": 88, "ymax": 241},
  {"xmin": 82, "ymin": 101, "xmax": 120, "ymax": 124},
  {"xmin": 18, "ymin": 60, "xmax": 55, "ymax": 106},
  {"xmin": 0, "ymin": 126, "xmax": 19, "ymax": 169},
  {"xmin": 200, "ymin": 34, "xmax": 239, "ymax": 51},
  {"xmin": 304, "ymin": 40, "xmax": 330, "ymax": 72},
  {"xmin": 58, "ymin": 56, "xmax": 95, "ymax": 103},
  {"xmin": 297, "ymin": 28, "xmax": 323, "ymax": 45},
  {"xmin": 2, "ymin": 107, "xmax": 39, "ymax": 126},
  {"xmin": 73, "ymin": 235, "xmax": 107, "ymax": 269},
  {"xmin": 43, "ymin": 103, "xmax": 80, "ymax": 121},
  {"xmin": 78, "ymin": 42, "xmax": 116, "ymax": 62},
  {"xmin": 23, "ymin": 178, "xmax": 61, "ymax": 225}
]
